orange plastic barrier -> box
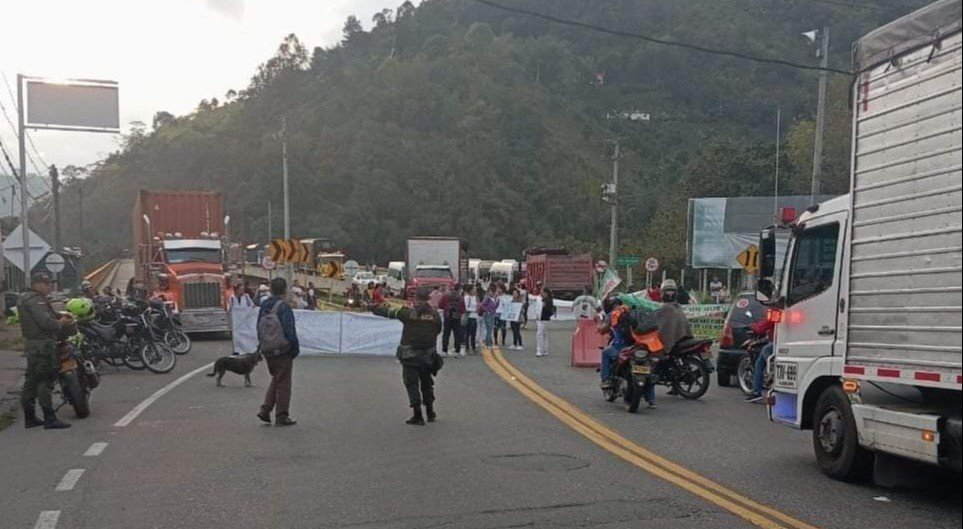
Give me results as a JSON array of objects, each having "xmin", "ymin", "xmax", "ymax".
[{"xmin": 570, "ymin": 318, "xmax": 608, "ymax": 368}]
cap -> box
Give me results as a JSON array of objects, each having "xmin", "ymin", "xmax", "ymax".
[{"xmin": 31, "ymin": 272, "xmax": 52, "ymax": 285}]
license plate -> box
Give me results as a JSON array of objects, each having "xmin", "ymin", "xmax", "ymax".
[
  {"xmin": 774, "ymin": 361, "xmax": 798, "ymax": 389},
  {"xmin": 60, "ymin": 359, "xmax": 78, "ymax": 373},
  {"xmin": 632, "ymin": 365, "xmax": 651, "ymax": 375}
]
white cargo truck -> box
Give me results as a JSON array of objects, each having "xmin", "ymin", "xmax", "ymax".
[{"xmin": 755, "ymin": 0, "xmax": 961, "ymax": 480}]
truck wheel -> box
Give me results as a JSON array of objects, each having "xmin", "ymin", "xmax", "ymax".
[{"xmin": 812, "ymin": 386, "xmax": 873, "ymax": 481}]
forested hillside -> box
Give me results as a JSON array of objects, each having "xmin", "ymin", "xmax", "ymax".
[{"xmin": 44, "ymin": 0, "xmax": 931, "ymax": 267}]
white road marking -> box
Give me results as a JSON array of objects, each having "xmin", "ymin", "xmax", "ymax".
[
  {"xmin": 33, "ymin": 511, "xmax": 60, "ymax": 529},
  {"xmin": 114, "ymin": 362, "xmax": 214, "ymax": 428},
  {"xmin": 84, "ymin": 442, "xmax": 108, "ymax": 457},
  {"xmin": 55, "ymin": 469, "xmax": 85, "ymax": 491}
]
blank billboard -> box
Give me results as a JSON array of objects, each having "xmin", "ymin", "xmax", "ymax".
[{"xmin": 26, "ymin": 80, "xmax": 119, "ymax": 131}]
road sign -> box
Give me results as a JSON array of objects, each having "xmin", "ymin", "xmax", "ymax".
[
  {"xmin": 44, "ymin": 252, "xmax": 66, "ymax": 274},
  {"xmin": 260, "ymin": 256, "xmax": 276, "ymax": 271},
  {"xmin": 267, "ymin": 239, "xmax": 310, "ymax": 264},
  {"xmin": 617, "ymin": 256, "xmax": 641, "ymax": 267},
  {"xmin": 319, "ymin": 260, "xmax": 343, "ymax": 279},
  {"xmin": 644, "ymin": 257, "xmax": 660, "ymax": 273},
  {"xmin": 736, "ymin": 244, "xmax": 759, "ymax": 274}
]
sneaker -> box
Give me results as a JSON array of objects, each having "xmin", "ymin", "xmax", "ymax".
[
  {"xmin": 426, "ymin": 409, "xmax": 437, "ymax": 423},
  {"xmin": 256, "ymin": 411, "xmax": 272, "ymax": 424},
  {"xmin": 405, "ymin": 415, "xmax": 426, "ymax": 426},
  {"xmin": 275, "ymin": 417, "xmax": 298, "ymax": 427},
  {"xmin": 458, "ymin": 351, "xmax": 466, "ymax": 358},
  {"xmin": 600, "ymin": 380, "xmax": 613, "ymax": 389},
  {"xmin": 745, "ymin": 395, "xmax": 764, "ymax": 404},
  {"xmin": 646, "ymin": 401, "xmax": 657, "ymax": 410}
]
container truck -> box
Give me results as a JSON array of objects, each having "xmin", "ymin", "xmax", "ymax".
[
  {"xmin": 405, "ymin": 237, "xmax": 467, "ymax": 298},
  {"xmin": 133, "ymin": 190, "xmax": 231, "ymax": 334},
  {"xmin": 755, "ymin": 0, "xmax": 961, "ymax": 480},
  {"xmin": 525, "ymin": 249, "xmax": 593, "ymax": 300}
]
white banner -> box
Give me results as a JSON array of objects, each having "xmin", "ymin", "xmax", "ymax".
[{"xmin": 230, "ymin": 307, "xmax": 402, "ymax": 356}]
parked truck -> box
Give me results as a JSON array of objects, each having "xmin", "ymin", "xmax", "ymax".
[
  {"xmin": 405, "ymin": 237, "xmax": 467, "ymax": 298},
  {"xmin": 133, "ymin": 190, "xmax": 231, "ymax": 334},
  {"xmin": 525, "ymin": 249, "xmax": 593, "ymax": 300},
  {"xmin": 755, "ymin": 0, "xmax": 961, "ymax": 480}
]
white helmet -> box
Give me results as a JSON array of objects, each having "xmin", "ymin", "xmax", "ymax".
[{"xmin": 660, "ymin": 279, "xmax": 678, "ymax": 291}]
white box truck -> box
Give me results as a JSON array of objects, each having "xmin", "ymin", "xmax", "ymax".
[
  {"xmin": 755, "ymin": 0, "xmax": 961, "ymax": 481},
  {"xmin": 405, "ymin": 237, "xmax": 467, "ymax": 298}
]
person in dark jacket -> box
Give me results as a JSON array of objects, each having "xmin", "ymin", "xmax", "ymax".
[
  {"xmin": 438, "ymin": 284, "xmax": 466, "ymax": 357},
  {"xmin": 372, "ymin": 288, "xmax": 443, "ymax": 426},
  {"xmin": 535, "ymin": 288, "xmax": 556, "ymax": 357},
  {"xmin": 256, "ymin": 278, "xmax": 299, "ymax": 426}
]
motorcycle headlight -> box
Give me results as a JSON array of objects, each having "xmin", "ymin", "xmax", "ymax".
[{"xmin": 633, "ymin": 351, "xmax": 650, "ymax": 362}]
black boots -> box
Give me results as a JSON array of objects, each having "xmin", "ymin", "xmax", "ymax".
[
  {"xmin": 42, "ymin": 408, "xmax": 71, "ymax": 430},
  {"xmin": 22, "ymin": 404, "xmax": 43, "ymax": 429},
  {"xmin": 406, "ymin": 406, "xmax": 425, "ymax": 426},
  {"xmin": 426, "ymin": 405, "xmax": 436, "ymax": 423}
]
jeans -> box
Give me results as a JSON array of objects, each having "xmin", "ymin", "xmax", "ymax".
[
  {"xmin": 600, "ymin": 345, "xmax": 620, "ymax": 381},
  {"xmin": 510, "ymin": 321, "xmax": 522, "ymax": 347},
  {"xmin": 483, "ymin": 314, "xmax": 496, "ymax": 347},
  {"xmin": 753, "ymin": 343, "xmax": 774, "ymax": 396},
  {"xmin": 536, "ymin": 320, "xmax": 548, "ymax": 355},
  {"xmin": 464, "ymin": 318, "xmax": 478, "ymax": 351}
]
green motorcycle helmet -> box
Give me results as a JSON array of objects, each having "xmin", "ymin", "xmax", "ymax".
[{"xmin": 66, "ymin": 297, "xmax": 95, "ymax": 322}]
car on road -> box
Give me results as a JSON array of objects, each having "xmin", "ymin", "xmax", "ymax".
[
  {"xmin": 351, "ymin": 271, "xmax": 377, "ymax": 288},
  {"xmin": 716, "ymin": 291, "xmax": 767, "ymax": 388}
]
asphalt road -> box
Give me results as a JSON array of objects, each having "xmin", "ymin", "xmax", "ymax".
[{"xmin": 0, "ymin": 323, "xmax": 959, "ymax": 529}]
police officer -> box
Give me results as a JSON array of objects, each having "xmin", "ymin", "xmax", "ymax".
[
  {"xmin": 371, "ymin": 287, "xmax": 442, "ymax": 426},
  {"xmin": 19, "ymin": 273, "xmax": 72, "ymax": 429}
]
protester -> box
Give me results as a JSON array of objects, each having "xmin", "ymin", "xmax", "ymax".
[
  {"xmin": 646, "ymin": 283, "xmax": 662, "ymax": 302},
  {"xmin": 571, "ymin": 286, "xmax": 601, "ymax": 319},
  {"xmin": 519, "ymin": 282, "xmax": 529, "ymax": 329},
  {"xmin": 536, "ymin": 288, "xmax": 555, "ymax": 357},
  {"xmin": 370, "ymin": 283, "xmax": 385, "ymax": 306},
  {"xmin": 371, "ymin": 287, "xmax": 443, "ymax": 426},
  {"xmin": 480, "ymin": 286, "xmax": 499, "ymax": 349},
  {"xmin": 306, "ymin": 282, "xmax": 318, "ymax": 310},
  {"xmin": 256, "ymin": 278, "xmax": 299, "ymax": 427},
  {"xmin": 428, "ymin": 286, "xmax": 444, "ymax": 310},
  {"xmin": 438, "ymin": 284, "xmax": 466, "ymax": 358},
  {"xmin": 509, "ymin": 288, "xmax": 524, "ymax": 350},
  {"xmin": 256, "ymin": 284, "xmax": 270, "ymax": 306},
  {"xmin": 463, "ymin": 285, "xmax": 479, "ymax": 354},
  {"xmin": 228, "ymin": 281, "xmax": 254, "ymax": 310},
  {"xmin": 493, "ymin": 286, "xmax": 508, "ymax": 347}
]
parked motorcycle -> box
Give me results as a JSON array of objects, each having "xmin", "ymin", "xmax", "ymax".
[
  {"xmin": 737, "ymin": 332, "xmax": 771, "ymax": 396},
  {"xmin": 78, "ymin": 300, "xmax": 177, "ymax": 374},
  {"xmin": 147, "ymin": 298, "xmax": 191, "ymax": 355},
  {"xmin": 57, "ymin": 332, "xmax": 100, "ymax": 418},
  {"xmin": 653, "ymin": 338, "xmax": 714, "ymax": 400},
  {"xmin": 601, "ymin": 331, "xmax": 664, "ymax": 413}
]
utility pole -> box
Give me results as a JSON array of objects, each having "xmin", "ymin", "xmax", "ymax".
[
  {"xmin": 810, "ymin": 26, "xmax": 830, "ymax": 204},
  {"xmin": 51, "ymin": 165, "xmax": 61, "ymax": 251},
  {"xmin": 78, "ymin": 181, "xmax": 84, "ymax": 277},
  {"xmin": 17, "ymin": 74, "xmax": 31, "ymax": 274},
  {"xmin": 608, "ymin": 140, "xmax": 621, "ymax": 267},
  {"xmin": 280, "ymin": 119, "xmax": 292, "ymax": 288}
]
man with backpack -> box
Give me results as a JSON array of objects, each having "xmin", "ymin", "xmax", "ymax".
[
  {"xmin": 371, "ymin": 287, "xmax": 443, "ymax": 426},
  {"xmin": 438, "ymin": 284, "xmax": 466, "ymax": 358},
  {"xmin": 599, "ymin": 295, "xmax": 658, "ymax": 409},
  {"xmin": 256, "ymin": 278, "xmax": 299, "ymax": 427}
]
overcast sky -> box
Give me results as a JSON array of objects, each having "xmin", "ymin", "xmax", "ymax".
[{"xmin": 0, "ymin": 0, "xmax": 399, "ymax": 173}]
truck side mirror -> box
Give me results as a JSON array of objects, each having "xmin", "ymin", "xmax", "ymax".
[
  {"xmin": 756, "ymin": 228, "xmax": 778, "ymax": 305},
  {"xmin": 756, "ymin": 278, "xmax": 775, "ymax": 304}
]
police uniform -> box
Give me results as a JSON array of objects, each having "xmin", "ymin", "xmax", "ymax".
[
  {"xmin": 18, "ymin": 276, "xmax": 71, "ymax": 429},
  {"xmin": 372, "ymin": 301, "xmax": 442, "ymax": 425}
]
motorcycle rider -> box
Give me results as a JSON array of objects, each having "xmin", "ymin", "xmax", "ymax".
[
  {"xmin": 746, "ymin": 318, "xmax": 775, "ymax": 403},
  {"xmin": 18, "ymin": 273, "xmax": 73, "ymax": 429},
  {"xmin": 598, "ymin": 295, "xmax": 627, "ymax": 389},
  {"xmin": 655, "ymin": 279, "xmax": 694, "ymax": 397},
  {"xmin": 371, "ymin": 287, "xmax": 443, "ymax": 426}
]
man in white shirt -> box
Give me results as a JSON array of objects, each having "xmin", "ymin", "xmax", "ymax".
[{"xmin": 571, "ymin": 287, "xmax": 601, "ymax": 319}]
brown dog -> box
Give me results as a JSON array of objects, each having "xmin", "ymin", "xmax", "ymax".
[{"xmin": 206, "ymin": 353, "xmax": 261, "ymax": 387}]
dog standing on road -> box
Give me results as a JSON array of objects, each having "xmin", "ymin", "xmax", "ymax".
[{"xmin": 206, "ymin": 353, "xmax": 261, "ymax": 387}]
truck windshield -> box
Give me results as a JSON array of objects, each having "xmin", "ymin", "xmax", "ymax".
[
  {"xmin": 166, "ymin": 248, "xmax": 222, "ymax": 264},
  {"xmin": 415, "ymin": 268, "xmax": 452, "ymax": 279}
]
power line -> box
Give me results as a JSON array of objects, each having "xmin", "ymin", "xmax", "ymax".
[{"xmin": 471, "ymin": 0, "xmax": 852, "ymax": 75}]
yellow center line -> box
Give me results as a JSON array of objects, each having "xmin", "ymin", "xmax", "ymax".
[{"xmin": 482, "ymin": 347, "xmax": 818, "ymax": 529}]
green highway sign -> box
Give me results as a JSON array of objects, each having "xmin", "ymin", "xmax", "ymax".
[{"xmin": 617, "ymin": 256, "xmax": 641, "ymax": 267}]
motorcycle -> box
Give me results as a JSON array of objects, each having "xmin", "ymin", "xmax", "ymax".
[
  {"xmin": 737, "ymin": 332, "xmax": 771, "ymax": 396},
  {"xmin": 57, "ymin": 332, "xmax": 100, "ymax": 418},
  {"xmin": 601, "ymin": 331, "xmax": 664, "ymax": 413},
  {"xmin": 147, "ymin": 298, "xmax": 191, "ymax": 355},
  {"xmin": 79, "ymin": 300, "xmax": 177, "ymax": 374},
  {"xmin": 654, "ymin": 338, "xmax": 714, "ymax": 400}
]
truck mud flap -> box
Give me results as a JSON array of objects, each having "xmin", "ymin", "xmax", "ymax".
[{"xmin": 940, "ymin": 415, "xmax": 962, "ymax": 474}]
